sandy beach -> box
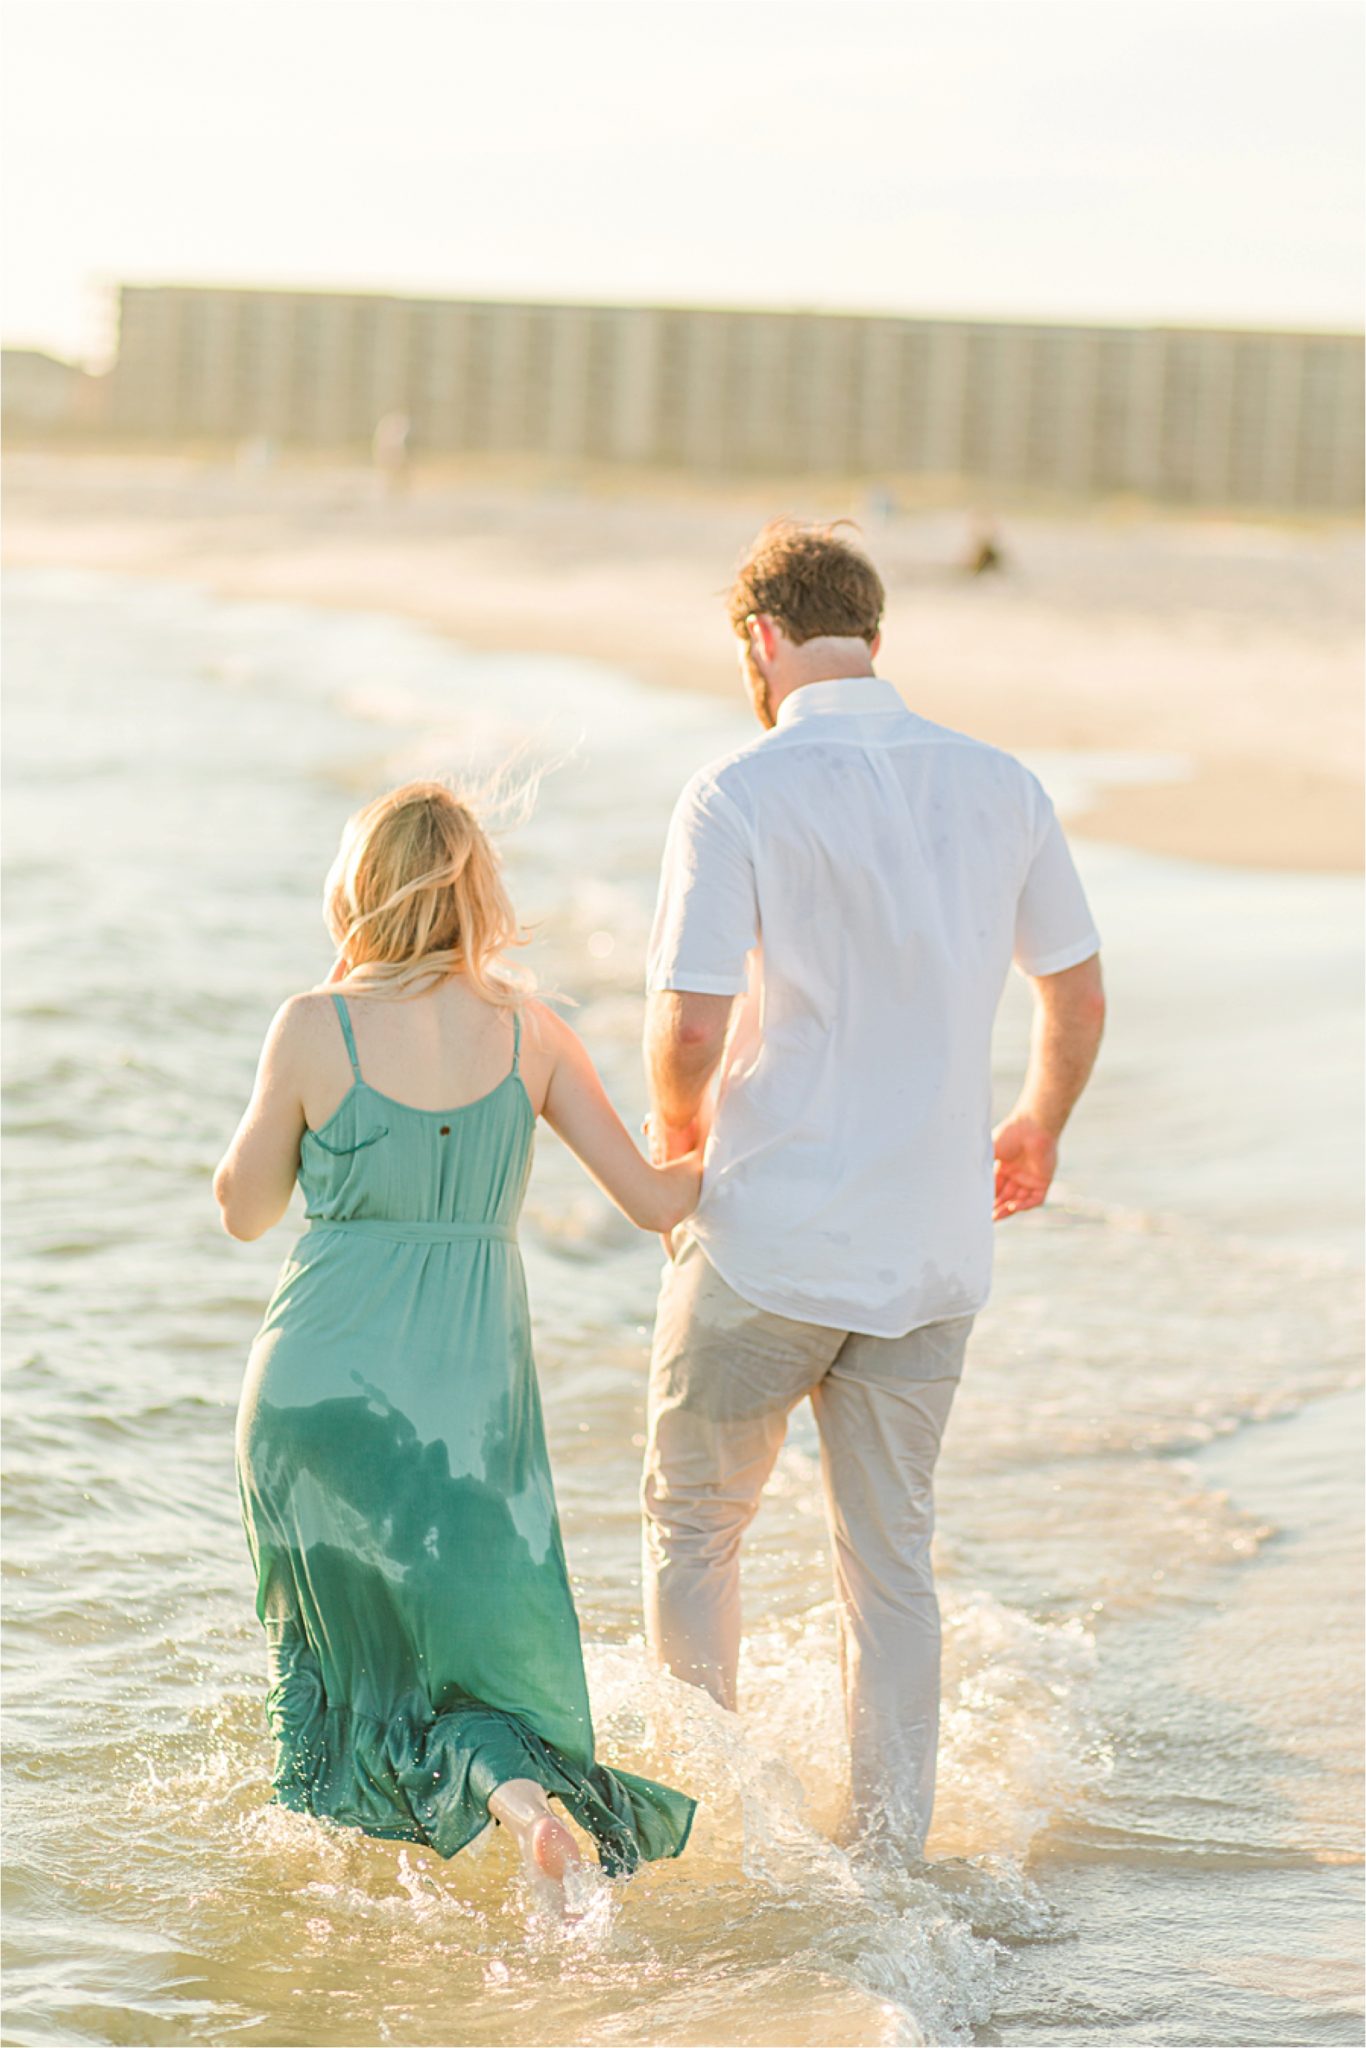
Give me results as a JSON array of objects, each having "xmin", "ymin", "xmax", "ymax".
[{"xmin": 3, "ymin": 447, "xmax": 1362, "ymax": 870}]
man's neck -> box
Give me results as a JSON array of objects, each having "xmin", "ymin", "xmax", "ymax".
[
  {"xmin": 794, "ymin": 638, "xmax": 876, "ymax": 685},
  {"xmin": 767, "ymin": 639, "xmax": 877, "ymax": 721}
]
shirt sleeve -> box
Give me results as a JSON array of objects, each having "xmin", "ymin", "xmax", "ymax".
[
  {"xmin": 1013, "ymin": 783, "xmax": 1102, "ymax": 977},
  {"xmin": 646, "ymin": 773, "xmax": 759, "ymax": 995}
]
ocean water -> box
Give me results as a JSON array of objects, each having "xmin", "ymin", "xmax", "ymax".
[{"xmin": 2, "ymin": 566, "xmax": 1361, "ymax": 2048}]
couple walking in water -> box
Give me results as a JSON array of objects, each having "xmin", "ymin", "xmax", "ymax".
[{"xmin": 216, "ymin": 520, "xmax": 1104, "ymax": 1907}]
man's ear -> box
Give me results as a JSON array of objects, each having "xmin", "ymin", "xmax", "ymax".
[
  {"xmin": 869, "ymin": 630, "xmax": 882, "ymax": 660},
  {"xmin": 753, "ymin": 614, "xmax": 779, "ymax": 662}
]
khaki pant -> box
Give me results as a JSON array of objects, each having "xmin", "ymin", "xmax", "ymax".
[{"xmin": 642, "ymin": 1236, "xmax": 971, "ymax": 1853}]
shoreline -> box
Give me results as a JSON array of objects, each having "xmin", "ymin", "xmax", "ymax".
[{"xmin": 4, "ymin": 449, "xmax": 1361, "ymax": 872}]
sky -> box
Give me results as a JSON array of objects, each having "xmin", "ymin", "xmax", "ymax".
[{"xmin": 2, "ymin": 0, "xmax": 1362, "ymax": 365}]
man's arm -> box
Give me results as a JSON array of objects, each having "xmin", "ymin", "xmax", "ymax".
[
  {"xmin": 993, "ymin": 953, "xmax": 1105, "ymax": 1220},
  {"xmin": 644, "ymin": 989, "xmax": 735, "ymax": 1162}
]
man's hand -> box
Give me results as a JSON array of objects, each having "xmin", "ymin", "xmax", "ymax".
[
  {"xmin": 992, "ymin": 1113, "xmax": 1058, "ymax": 1220},
  {"xmin": 993, "ymin": 955, "xmax": 1104, "ymax": 1221}
]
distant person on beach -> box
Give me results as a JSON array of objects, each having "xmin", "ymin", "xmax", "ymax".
[
  {"xmin": 371, "ymin": 410, "xmax": 412, "ymax": 495},
  {"xmin": 641, "ymin": 520, "xmax": 1104, "ymax": 1861},
  {"xmin": 215, "ymin": 781, "xmax": 697, "ymax": 1908},
  {"xmin": 962, "ymin": 515, "xmax": 1006, "ymax": 575}
]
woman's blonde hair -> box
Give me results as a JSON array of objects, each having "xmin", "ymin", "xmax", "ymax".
[{"xmin": 324, "ymin": 779, "xmax": 530, "ymax": 1003}]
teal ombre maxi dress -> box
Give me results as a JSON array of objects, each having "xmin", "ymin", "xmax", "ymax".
[{"xmin": 235, "ymin": 995, "xmax": 696, "ymax": 1872}]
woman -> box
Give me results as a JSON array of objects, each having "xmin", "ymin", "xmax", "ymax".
[{"xmin": 215, "ymin": 779, "xmax": 699, "ymax": 1903}]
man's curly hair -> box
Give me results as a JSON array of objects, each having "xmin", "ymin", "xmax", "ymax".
[{"xmin": 726, "ymin": 519, "xmax": 885, "ymax": 645}]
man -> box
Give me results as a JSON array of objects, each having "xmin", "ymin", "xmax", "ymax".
[{"xmin": 641, "ymin": 519, "xmax": 1104, "ymax": 1858}]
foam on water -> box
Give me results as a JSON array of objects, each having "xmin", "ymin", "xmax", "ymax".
[{"xmin": 3, "ymin": 565, "xmax": 1362, "ymax": 2046}]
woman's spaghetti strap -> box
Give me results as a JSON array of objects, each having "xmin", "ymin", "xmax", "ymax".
[
  {"xmin": 331, "ymin": 993, "xmax": 363, "ymax": 1083},
  {"xmin": 510, "ymin": 1007, "xmax": 522, "ymax": 1077}
]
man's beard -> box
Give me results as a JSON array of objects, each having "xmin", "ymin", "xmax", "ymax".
[{"xmin": 742, "ymin": 646, "xmax": 776, "ymax": 729}]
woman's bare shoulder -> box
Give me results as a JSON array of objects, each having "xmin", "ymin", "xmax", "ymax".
[
  {"xmin": 264, "ymin": 989, "xmax": 345, "ymax": 1057},
  {"xmin": 280, "ymin": 987, "xmax": 342, "ymax": 1021},
  {"xmin": 520, "ymin": 996, "xmax": 573, "ymax": 1050}
]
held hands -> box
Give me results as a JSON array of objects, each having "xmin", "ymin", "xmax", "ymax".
[
  {"xmin": 643, "ymin": 1112, "xmax": 700, "ymax": 1166},
  {"xmin": 992, "ymin": 1112, "xmax": 1058, "ymax": 1221},
  {"xmin": 643, "ymin": 1112, "xmax": 705, "ymax": 1256}
]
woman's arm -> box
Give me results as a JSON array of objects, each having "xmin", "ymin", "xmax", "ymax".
[
  {"xmin": 538, "ymin": 1009, "xmax": 701, "ymax": 1232},
  {"xmin": 213, "ymin": 999, "xmax": 310, "ymax": 1241}
]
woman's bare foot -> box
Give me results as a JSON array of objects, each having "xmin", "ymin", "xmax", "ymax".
[
  {"xmin": 529, "ymin": 1812, "xmax": 581, "ymax": 1884},
  {"xmin": 487, "ymin": 1777, "xmax": 583, "ymax": 1905}
]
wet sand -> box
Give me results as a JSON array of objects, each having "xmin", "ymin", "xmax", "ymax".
[{"xmin": 3, "ymin": 447, "xmax": 1361, "ymax": 870}]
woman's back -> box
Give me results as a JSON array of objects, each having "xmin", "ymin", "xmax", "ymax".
[
  {"xmin": 299, "ymin": 988, "xmax": 534, "ymax": 1232},
  {"xmin": 301, "ymin": 978, "xmax": 523, "ymax": 1125}
]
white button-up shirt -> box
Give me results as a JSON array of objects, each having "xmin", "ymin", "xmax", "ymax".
[{"xmin": 647, "ymin": 677, "xmax": 1101, "ymax": 1336}]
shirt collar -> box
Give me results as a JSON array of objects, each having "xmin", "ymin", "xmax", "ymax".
[{"xmin": 774, "ymin": 676, "xmax": 905, "ymax": 729}]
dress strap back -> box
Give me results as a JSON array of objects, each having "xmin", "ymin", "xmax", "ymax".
[
  {"xmin": 510, "ymin": 1007, "xmax": 522, "ymax": 1077},
  {"xmin": 331, "ymin": 993, "xmax": 363, "ymax": 1083}
]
